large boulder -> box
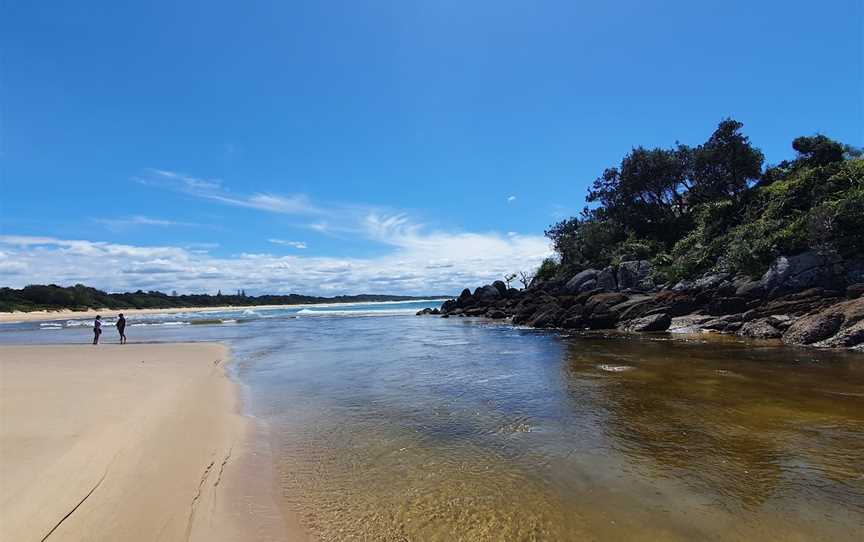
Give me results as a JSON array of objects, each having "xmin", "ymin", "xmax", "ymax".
[
  {"xmin": 739, "ymin": 318, "xmax": 784, "ymax": 339},
  {"xmin": 579, "ymin": 279, "xmax": 598, "ymax": 293},
  {"xmin": 617, "ymin": 260, "xmax": 652, "ymax": 290},
  {"xmin": 845, "ymin": 259, "xmax": 864, "ymax": 285},
  {"xmin": 621, "ymin": 313, "xmax": 671, "ymax": 332},
  {"xmin": 492, "ymin": 280, "xmax": 508, "ymax": 296},
  {"xmin": 473, "ymin": 284, "xmax": 501, "ymax": 303},
  {"xmin": 734, "ymin": 277, "xmax": 766, "ymax": 299},
  {"xmin": 564, "ymin": 269, "xmax": 599, "ymax": 294},
  {"xmin": 762, "ymin": 251, "xmax": 843, "ymax": 296},
  {"xmin": 782, "ymin": 313, "xmax": 843, "ymax": 345},
  {"xmin": 815, "ymin": 320, "xmax": 864, "ymax": 348},
  {"xmin": 457, "ymin": 288, "xmax": 473, "ymax": 307},
  {"xmin": 596, "ymin": 267, "xmax": 618, "ymax": 291}
]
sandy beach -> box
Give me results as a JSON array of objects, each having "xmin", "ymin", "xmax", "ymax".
[{"xmin": 0, "ymin": 343, "xmax": 303, "ymax": 542}]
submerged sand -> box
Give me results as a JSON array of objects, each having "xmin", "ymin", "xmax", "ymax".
[{"xmin": 0, "ymin": 343, "xmax": 302, "ymax": 542}]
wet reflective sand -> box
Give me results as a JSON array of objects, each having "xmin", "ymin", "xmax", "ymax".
[{"xmin": 233, "ymin": 318, "xmax": 864, "ymax": 541}]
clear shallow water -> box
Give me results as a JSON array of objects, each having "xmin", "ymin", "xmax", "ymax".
[{"xmin": 2, "ymin": 306, "xmax": 863, "ymax": 540}]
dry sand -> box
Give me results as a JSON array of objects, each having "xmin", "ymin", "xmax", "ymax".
[{"xmin": 0, "ymin": 343, "xmax": 306, "ymax": 542}]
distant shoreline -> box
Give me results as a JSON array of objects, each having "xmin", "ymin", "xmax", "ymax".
[{"xmin": 0, "ymin": 299, "xmax": 448, "ymax": 324}]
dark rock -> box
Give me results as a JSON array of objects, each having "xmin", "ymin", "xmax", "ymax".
[
  {"xmin": 783, "ymin": 313, "xmax": 843, "ymax": 345},
  {"xmin": 762, "ymin": 251, "xmax": 843, "ymax": 296},
  {"xmin": 586, "ymin": 306, "xmax": 618, "ymax": 329},
  {"xmin": 846, "ymin": 283, "xmax": 864, "ymax": 299},
  {"xmin": 734, "ymin": 278, "xmax": 766, "ymax": 299},
  {"xmin": 584, "ymin": 292, "xmax": 628, "ymax": 314},
  {"xmin": 528, "ymin": 307, "xmax": 564, "ymax": 328},
  {"xmin": 707, "ymin": 297, "xmax": 749, "ymax": 316},
  {"xmin": 464, "ymin": 306, "xmax": 488, "ymax": 316},
  {"xmin": 487, "ymin": 309, "xmax": 507, "ymax": 319},
  {"xmin": 702, "ymin": 315, "xmax": 743, "ymax": 333},
  {"xmin": 560, "ymin": 305, "xmax": 585, "ymax": 329},
  {"xmin": 615, "ymin": 298, "xmax": 657, "ymax": 322},
  {"xmin": 492, "ymin": 280, "xmax": 508, "ymax": 296},
  {"xmin": 671, "ymin": 280, "xmax": 694, "ymax": 293},
  {"xmin": 739, "ymin": 318, "xmax": 783, "ymax": 339},
  {"xmin": 617, "ymin": 260, "xmax": 653, "ymax": 290},
  {"xmin": 621, "ymin": 313, "xmax": 671, "ymax": 332},
  {"xmin": 596, "ymin": 267, "xmax": 618, "ymax": 291},
  {"xmin": 441, "ymin": 299, "xmax": 458, "ymax": 313},
  {"xmin": 578, "ymin": 279, "xmax": 598, "ymax": 293},
  {"xmin": 815, "ymin": 320, "xmax": 864, "ymax": 348},
  {"xmin": 474, "ymin": 284, "xmax": 502, "ymax": 302},
  {"xmin": 844, "ymin": 259, "xmax": 864, "ymax": 284},
  {"xmin": 693, "ymin": 273, "xmax": 731, "ymax": 292},
  {"xmin": 458, "ymin": 288, "xmax": 473, "ymax": 303},
  {"xmin": 564, "ymin": 269, "xmax": 599, "ymax": 294}
]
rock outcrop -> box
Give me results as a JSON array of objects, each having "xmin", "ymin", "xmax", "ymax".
[{"xmin": 427, "ymin": 252, "xmax": 864, "ymax": 350}]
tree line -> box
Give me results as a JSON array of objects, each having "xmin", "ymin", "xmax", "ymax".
[{"xmin": 0, "ymin": 283, "xmax": 442, "ymax": 313}]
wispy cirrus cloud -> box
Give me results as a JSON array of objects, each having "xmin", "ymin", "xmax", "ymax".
[
  {"xmin": 268, "ymin": 239, "xmax": 307, "ymax": 249},
  {"xmin": 94, "ymin": 215, "xmax": 206, "ymax": 231},
  {"xmin": 138, "ymin": 169, "xmax": 319, "ymax": 215}
]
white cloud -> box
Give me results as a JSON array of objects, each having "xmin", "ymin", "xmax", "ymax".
[
  {"xmin": 268, "ymin": 239, "xmax": 307, "ymax": 249},
  {"xmin": 139, "ymin": 169, "xmax": 319, "ymax": 215},
  {"xmin": 0, "ymin": 233, "xmax": 551, "ymax": 295},
  {"xmin": 507, "ymin": 195, "xmax": 517, "ymax": 203},
  {"xmin": 94, "ymin": 215, "xmax": 205, "ymax": 231}
]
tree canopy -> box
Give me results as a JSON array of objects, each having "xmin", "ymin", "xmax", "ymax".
[{"xmin": 544, "ymin": 119, "xmax": 862, "ymax": 282}]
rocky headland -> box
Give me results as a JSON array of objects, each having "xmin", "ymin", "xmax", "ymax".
[{"xmin": 421, "ymin": 251, "xmax": 864, "ymax": 350}]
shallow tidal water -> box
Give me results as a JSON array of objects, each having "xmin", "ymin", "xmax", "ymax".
[{"xmin": 3, "ymin": 304, "xmax": 863, "ymax": 540}]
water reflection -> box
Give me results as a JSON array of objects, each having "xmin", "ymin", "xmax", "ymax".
[{"xmin": 562, "ymin": 336, "xmax": 864, "ymax": 528}]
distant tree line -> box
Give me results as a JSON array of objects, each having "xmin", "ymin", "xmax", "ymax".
[
  {"xmin": 539, "ymin": 119, "xmax": 863, "ymax": 282},
  {"xmin": 0, "ymin": 283, "xmax": 445, "ymax": 313}
]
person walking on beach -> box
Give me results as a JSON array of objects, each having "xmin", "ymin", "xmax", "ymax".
[
  {"xmin": 93, "ymin": 315, "xmax": 102, "ymax": 345},
  {"xmin": 117, "ymin": 313, "xmax": 127, "ymax": 344}
]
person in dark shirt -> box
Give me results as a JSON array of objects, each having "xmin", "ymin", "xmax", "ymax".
[
  {"xmin": 117, "ymin": 313, "xmax": 127, "ymax": 344},
  {"xmin": 93, "ymin": 315, "xmax": 102, "ymax": 345}
]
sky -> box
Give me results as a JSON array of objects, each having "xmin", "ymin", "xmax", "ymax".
[{"xmin": 1, "ymin": 0, "xmax": 861, "ymax": 295}]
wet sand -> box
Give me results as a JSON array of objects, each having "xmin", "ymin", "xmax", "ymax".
[{"xmin": 0, "ymin": 343, "xmax": 304, "ymax": 542}]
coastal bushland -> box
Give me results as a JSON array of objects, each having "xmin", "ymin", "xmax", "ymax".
[{"xmin": 541, "ymin": 120, "xmax": 863, "ymax": 284}]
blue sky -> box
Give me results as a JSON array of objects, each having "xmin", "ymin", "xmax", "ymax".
[{"xmin": 1, "ymin": 0, "xmax": 861, "ymax": 294}]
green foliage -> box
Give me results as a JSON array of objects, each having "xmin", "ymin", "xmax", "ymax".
[
  {"xmin": 0, "ymin": 284, "xmax": 440, "ymax": 313},
  {"xmin": 546, "ymin": 120, "xmax": 861, "ymax": 283},
  {"xmin": 535, "ymin": 257, "xmax": 561, "ymax": 281}
]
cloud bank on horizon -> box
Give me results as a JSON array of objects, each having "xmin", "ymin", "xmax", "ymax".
[{"xmin": 0, "ymin": 169, "xmax": 551, "ymax": 295}]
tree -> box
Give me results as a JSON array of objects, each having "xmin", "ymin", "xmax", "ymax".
[
  {"xmin": 503, "ymin": 273, "xmax": 517, "ymax": 289},
  {"xmin": 688, "ymin": 119, "xmax": 764, "ymax": 202},
  {"xmin": 792, "ymin": 134, "xmax": 845, "ymax": 167}
]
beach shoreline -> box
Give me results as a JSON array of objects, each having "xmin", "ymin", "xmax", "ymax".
[
  {"xmin": 0, "ymin": 343, "xmax": 305, "ymax": 541},
  {"xmin": 0, "ymin": 299, "xmax": 448, "ymax": 324}
]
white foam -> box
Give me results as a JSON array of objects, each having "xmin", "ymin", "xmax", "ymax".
[{"xmin": 597, "ymin": 364, "xmax": 635, "ymax": 373}]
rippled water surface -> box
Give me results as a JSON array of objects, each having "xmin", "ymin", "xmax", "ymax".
[{"xmin": 3, "ymin": 306, "xmax": 863, "ymax": 540}]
